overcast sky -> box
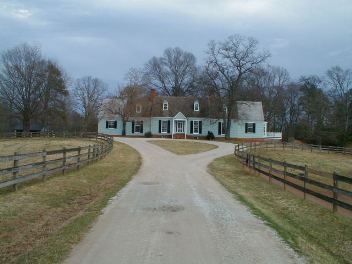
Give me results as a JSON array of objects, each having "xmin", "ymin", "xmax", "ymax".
[{"xmin": 1, "ymin": 0, "xmax": 352, "ymax": 89}]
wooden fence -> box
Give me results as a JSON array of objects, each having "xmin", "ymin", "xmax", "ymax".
[
  {"xmin": 238, "ymin": 141, "xmax": 352, "ymax": 155},
  {"xmin": 0, "ymin": 133, "xmax": 113, "ymax": 191},
  {"xmin": 234, "ymin": 145, "xmax": 352, "ymax": 213}
]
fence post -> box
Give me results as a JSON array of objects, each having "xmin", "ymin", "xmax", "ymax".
[
  {"xmin": 333, "ymin": 172, "xmax": 338, "ymax": 213},
  {"xmin": 13, "ymin": 152, "xmax": 19, "ymax": 191},
  {"xmin": 93, "ymin": 146, "xmax": 96, "ymax": 161},
  {"xmin": 62, "ymin": 147, "xmax": 67, "ymax": 174},
  {"xmin": 77, "ymin": 147, "xmax": 81, "ymax": 170},
  {"xmin": 42, "ymin": 149, "xmax": 47, "ymax": 181},
  {"xmin": 304, "ymin": 165, "xmax": 308, "ymax": 200},
  {"xmin": 269, "ymin": 160, "xmax": 272, "ymax": 183},
  {"xmin": 283, "ymin": 161, "xmax": 287, "ymax": 190},
  {"xmin": 88, "ymin": 145, "xmax": 91, "ymax": 164}
]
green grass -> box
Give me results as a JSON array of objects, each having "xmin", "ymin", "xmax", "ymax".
[
  {"xmin": 208, "ymin": 155, "xmax": 352, "ymax": 264},
  {"xmin": 0, "ymin": 142, "xmax": 141, "ymax": 264},
  {"xmin": 148, "ymin": 140, "xmax": 218, "ymax": 155}
]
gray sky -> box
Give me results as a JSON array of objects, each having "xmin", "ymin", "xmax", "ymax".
[{"xmin": 1, "ymin": 0, "xmax": 352, "ymax": 89}]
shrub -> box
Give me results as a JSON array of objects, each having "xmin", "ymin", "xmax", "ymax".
[
  {"xmin": 144, "ymin": 132, "xmax": 153, "ymax": 138},
  {"xmin": 206, "ymin": 131, "xmax": 215, "ymax": 140}
]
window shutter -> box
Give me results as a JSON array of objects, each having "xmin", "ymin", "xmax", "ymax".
[
  {"xmin": 218, "ymin": 122, "xmax": 221, "ymax": 135},
  {"xmin": 245, "ymin": 123, "xmax": 248, "ymax": 133},
  {"xmin": 190, "ymin": 121, "xmax": 193, "ymax": 134},
  {"xmin": 141, "ymin": 122, "xmax": 144, "ymax": 133},
  {"xmin": 199, "ymin": 121, "xmax": 202, "ymax": 134},
  {"xmin": 106, "ymin": 121, "xmax": 108, "ymax": 129},
  {"xmin": 114, "ymin": 121, "xmax": 117, "ymax": 128},
  {"xmin": 253, "ymin": 123, "xmax": 256, "ymax": 133},
  {"xmin": 132, "ymin": 121, "xmax": 135, "ymax": 134},
  {"xmin": 159, "ymin": 120, "xmax": 161, "ymax": 133},
  {"xmin": 167, "ymin": 120, "xmax": 170, "ymax": 133}
]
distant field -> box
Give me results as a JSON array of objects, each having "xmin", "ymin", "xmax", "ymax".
[
  {"xmin": 251, "ymin": 148, "xmax": 352, "ymax": 177},
  {"xmin": 0, "ymin": 138, "xmax": 95, "ymax": 155}
]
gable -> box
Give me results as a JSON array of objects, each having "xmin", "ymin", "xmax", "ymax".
[{"xmin": 173, "ymin": 112, "xmax": 186, "ymax": 119}]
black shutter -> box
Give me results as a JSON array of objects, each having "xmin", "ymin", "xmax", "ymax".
[
  {"xmin": 190, "ymin": 121, "xmax": 193, "ymax": 134},
  {"xmin": 253, "ymin": 123, "xmax": 256, "ymax": 133},
  {"xmin": 167, "ymin": 120, "xmax": 170, "ymax": 133},
  {"xmin": 114, "ymin": 121, "xmax": 117, "ymax": 129},
  {"xmin": 132, "ymin": 121, "xmax": 135, "ymax": 134},
  {"xmin": 245, "ymin": 123, "xmax": 248, "ymax": 133},
  {"xmin": 141, "ymin": 122, "xmax": 144, "ymax": 133},
  {"xmin": 199, "ymin": 121, "xmax": 202, "ymax": 134},
  {"xmin": 159, "ymin": 120, "xmax": 161, "ymax": 133},
  {"xmin": 106, "ymin": 121, "xmax": 108, "ymax": 129},
  {"xmin": 218, "ymin": 122, "xmax": 221, "ymax": 135}
]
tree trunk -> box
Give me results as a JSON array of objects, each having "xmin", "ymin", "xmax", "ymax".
[{"xmin": 22, "ymin": 114, "xmax": 31, "ymax": 132}]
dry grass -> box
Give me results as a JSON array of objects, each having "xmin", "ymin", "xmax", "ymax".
[
  {"xmin": 251, "ymin": 148, "xmax": 352, "ymax": 177},
  {"xmin": 208, "ymin": 155, "xmax": 352, "ymax": 264},
  {"xmin": 0, "ymin": 142, "xmax": 141, "ymax": 264},
  {"xmin": 0, "ymin": 138, "xmax": 94, "ymax": 156},
  {"xmin": 148, "ymin": 140, "xmax": 218, "ymax": 155}
]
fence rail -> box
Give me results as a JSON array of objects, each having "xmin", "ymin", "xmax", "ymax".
[
  {"xmin": 0, "ymin": 133, "xmax": 113, "ymax": 190},
  {"xmin": 234, "ymin": 143, "xmax": 352, "ymax": 213},
  {"xmin": 238, "ymin": 141, "xmax": 352, "ymax": 155}
]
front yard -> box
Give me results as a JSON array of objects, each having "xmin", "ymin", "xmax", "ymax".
[
  {"xmin": 148, "ymin": 140, "xmax": 218, "ymax": 155},
  {"xmin": 0, "ymin": 142, "xmax": 141, "ymax": 264},
  {"xmin": 208, "ymin": 155, "xmax": 352, "ymax": 264}
]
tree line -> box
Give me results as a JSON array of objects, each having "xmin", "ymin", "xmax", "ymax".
[{"xmin": 0, "ymin": 35, "xmax": 351, "ymax": 145}]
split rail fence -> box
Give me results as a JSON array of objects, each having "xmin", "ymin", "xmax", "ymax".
[
  {"xmin": 234, "ymin": 143, "xmax": 352, "ymax": 213},
  {"xmin": 0, "ymin": 133, "xmax": 113, "ymax": 191}
]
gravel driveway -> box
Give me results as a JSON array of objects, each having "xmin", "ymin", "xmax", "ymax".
[{"xmin": 66, "ymin": 138, "xmax": 303, "ymax": 264}]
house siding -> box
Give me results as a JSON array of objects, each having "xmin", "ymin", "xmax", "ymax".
[{"xmin": 98, "ymin": 118, "xmax": 267, "ymax": 139}]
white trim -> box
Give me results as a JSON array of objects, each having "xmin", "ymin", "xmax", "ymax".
[
  {"xmin": 136, "ymin": 104, "xmax": 142, "ymax": 113},
  {"xmin": 192, "ymin": 120, "xmax": 200, "ymax": 134},
  {"xmin": 245, "ymin": 122, "xmax": 256, "ymax": 134},
  {"xmin": 194, "ymin": 101, "xmax": 200, "ymax": 111},
  {"xmin": 219, "ymin": 121, "xmax": 225, "ymax": 135},
  {"xmin": 161, "ymin": 120, "xmax": 168, "ymax": 133},
  {"xmin": 163, "ymin": 100, "xmax": 168, "ymax": 111}
]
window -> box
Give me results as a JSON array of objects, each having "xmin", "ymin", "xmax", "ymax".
[
  {"xmin": 176, "ymin": 121, "xmax": 184, "ymax": 133},
  {"xmin": 193, "ymin": 120, "xmax": 199, "ymax": 134},
  {"xmin": 106, "ymin": 120, "xmax": 117, "ymax": 129},
  {"xmin": 194, "ymin": 101, "xmax": 199, "ymax": 111},
  {"xmin": 218, "ymin": 121, "xmax": 225, "ymax": 135},
  {"xmin": 264, "ymin": 123, "xmax": 267, "ymax": 135},
  {"xmin": 135, "ymin": 121, "xmax": 143, "ymax": 133},
  {"xmin": 163, "ymin": 101, "xmax": 168, "ymax": 111},
  {"xmin": 245, "ymin": 122, "xmax": 256, "ymax": 133},
  {"xmin": 161, "ymin": 120, "xmax": 168, "ymax": 133},
  {"xmin": 136, "ymin": 104, "xmax": 142, "ymax": 113}
]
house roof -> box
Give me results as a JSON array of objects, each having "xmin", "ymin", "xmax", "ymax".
[
  {"xmin": 101, "ymin": 96, "xmax": 264, "ymax": 121},
  {"xmin": 236, "ymin": 101, "xmax": 264, "ymax": 121}
]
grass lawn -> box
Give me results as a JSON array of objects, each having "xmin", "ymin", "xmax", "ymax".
[
  {"xmin": 250, "ymin": 148, "xmax": 352, "ymax": 177},
  {"xmin": 208, "ymin": 155, "xmax": 352, "ymax": 264},
  {"xmin": 148, "ymin": 140, "xmax": 218, "ymax": 155},
  {"xmin": 0, "ymin": 142, "xmax": 141, "ymax": 264},
  {"xmin": 0, "ymin": 138, "xmax": 94, "ymax": 155}
]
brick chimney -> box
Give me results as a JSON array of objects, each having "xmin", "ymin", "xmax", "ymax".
[{"xmin": 149, "ymin": 88, "xmax": 158, "ymax": 101}]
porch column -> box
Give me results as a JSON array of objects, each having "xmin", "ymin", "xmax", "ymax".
[
  {"xmin": 171, "ymin": 118, "xmax": 174, "ymax": 139},
  {"xmin": 184, "ymin": 120, "xmax": 187, "ymax": 139}
]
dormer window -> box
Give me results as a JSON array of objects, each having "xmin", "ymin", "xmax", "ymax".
[
  {"xmin": 136, "ymin": 104, "xmax": 142, "ymax": 113},
  {"xmin": 194, "ymin": 101, "xmax": 200, "ymax": 111},
  {"xmin": 223, "ymin": 104, "xmax": 228, "ymax": 113},
  {"xmin": 163, "ymin": 100, "xmax": 168, "ymax": 111}
]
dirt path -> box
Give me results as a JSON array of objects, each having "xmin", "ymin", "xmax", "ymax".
[{"xmin": 66, "ymin": 138, "xmax": 304, "ymax": 264}]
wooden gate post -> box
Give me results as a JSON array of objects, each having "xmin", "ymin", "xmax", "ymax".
[
  {"xmin": 283, "ymin": 161, "xmax": 287, "ymax": 191},
  {"xmin": 13, "ymin": 152, "xmax": 19, "ymax": 191},
  {"xmin": 88, "ymin": 145, "xmax": 91, "ymax": 163},
  {"xmin": 333, "ymin": 172, "xmax": 338, "ymax": 213},
  {"xmin": 42, "ymin": 149, "xmax": 47, "ymax": 181},
  {"xmin": 77, "ymin": 147, "xmax": 81, "ymax": 170},
  {"xmin": 304, "ymin": 165, "xmax": 308, "ymax": 200},
  {"xmin": 62, "ymin": 147, "xmax": 67, "ymax": 174}
]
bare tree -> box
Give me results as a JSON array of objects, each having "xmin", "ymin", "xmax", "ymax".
[
  {"xmin": 144, "ymin": 47, "xmax": 198, "ymax": 96},
  {"xmin": 102, "ymin": 84, "xmax": 147, "ymax": 135},
  {"xmin": 326, "ymin": 66, "xmax": 352, "ymax": 134},
  {"xmin": 205, "ymin": 34, "xmax": 270, "ymax": 138},
  {"xmin": 73, "ymin": 76, "xmax": 107, "ymax": 131},
  {"xmin": 0, "ymin": 43, "xmax": 48, "ymax": 132}
]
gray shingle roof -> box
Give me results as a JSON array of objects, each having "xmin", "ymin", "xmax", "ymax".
[{"xmin": 235, "ymin": 101, "xmax": 264, "ymax": 121}]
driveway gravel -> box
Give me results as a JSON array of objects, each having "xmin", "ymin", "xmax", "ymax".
[{"xmin": 66, "ymin": 138, "xmax": 304, "ymax": 264}]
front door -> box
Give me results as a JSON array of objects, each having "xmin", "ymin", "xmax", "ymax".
[{"xmin": 176, "ymin": 121, "xmax": 184, "ymax": 133}]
